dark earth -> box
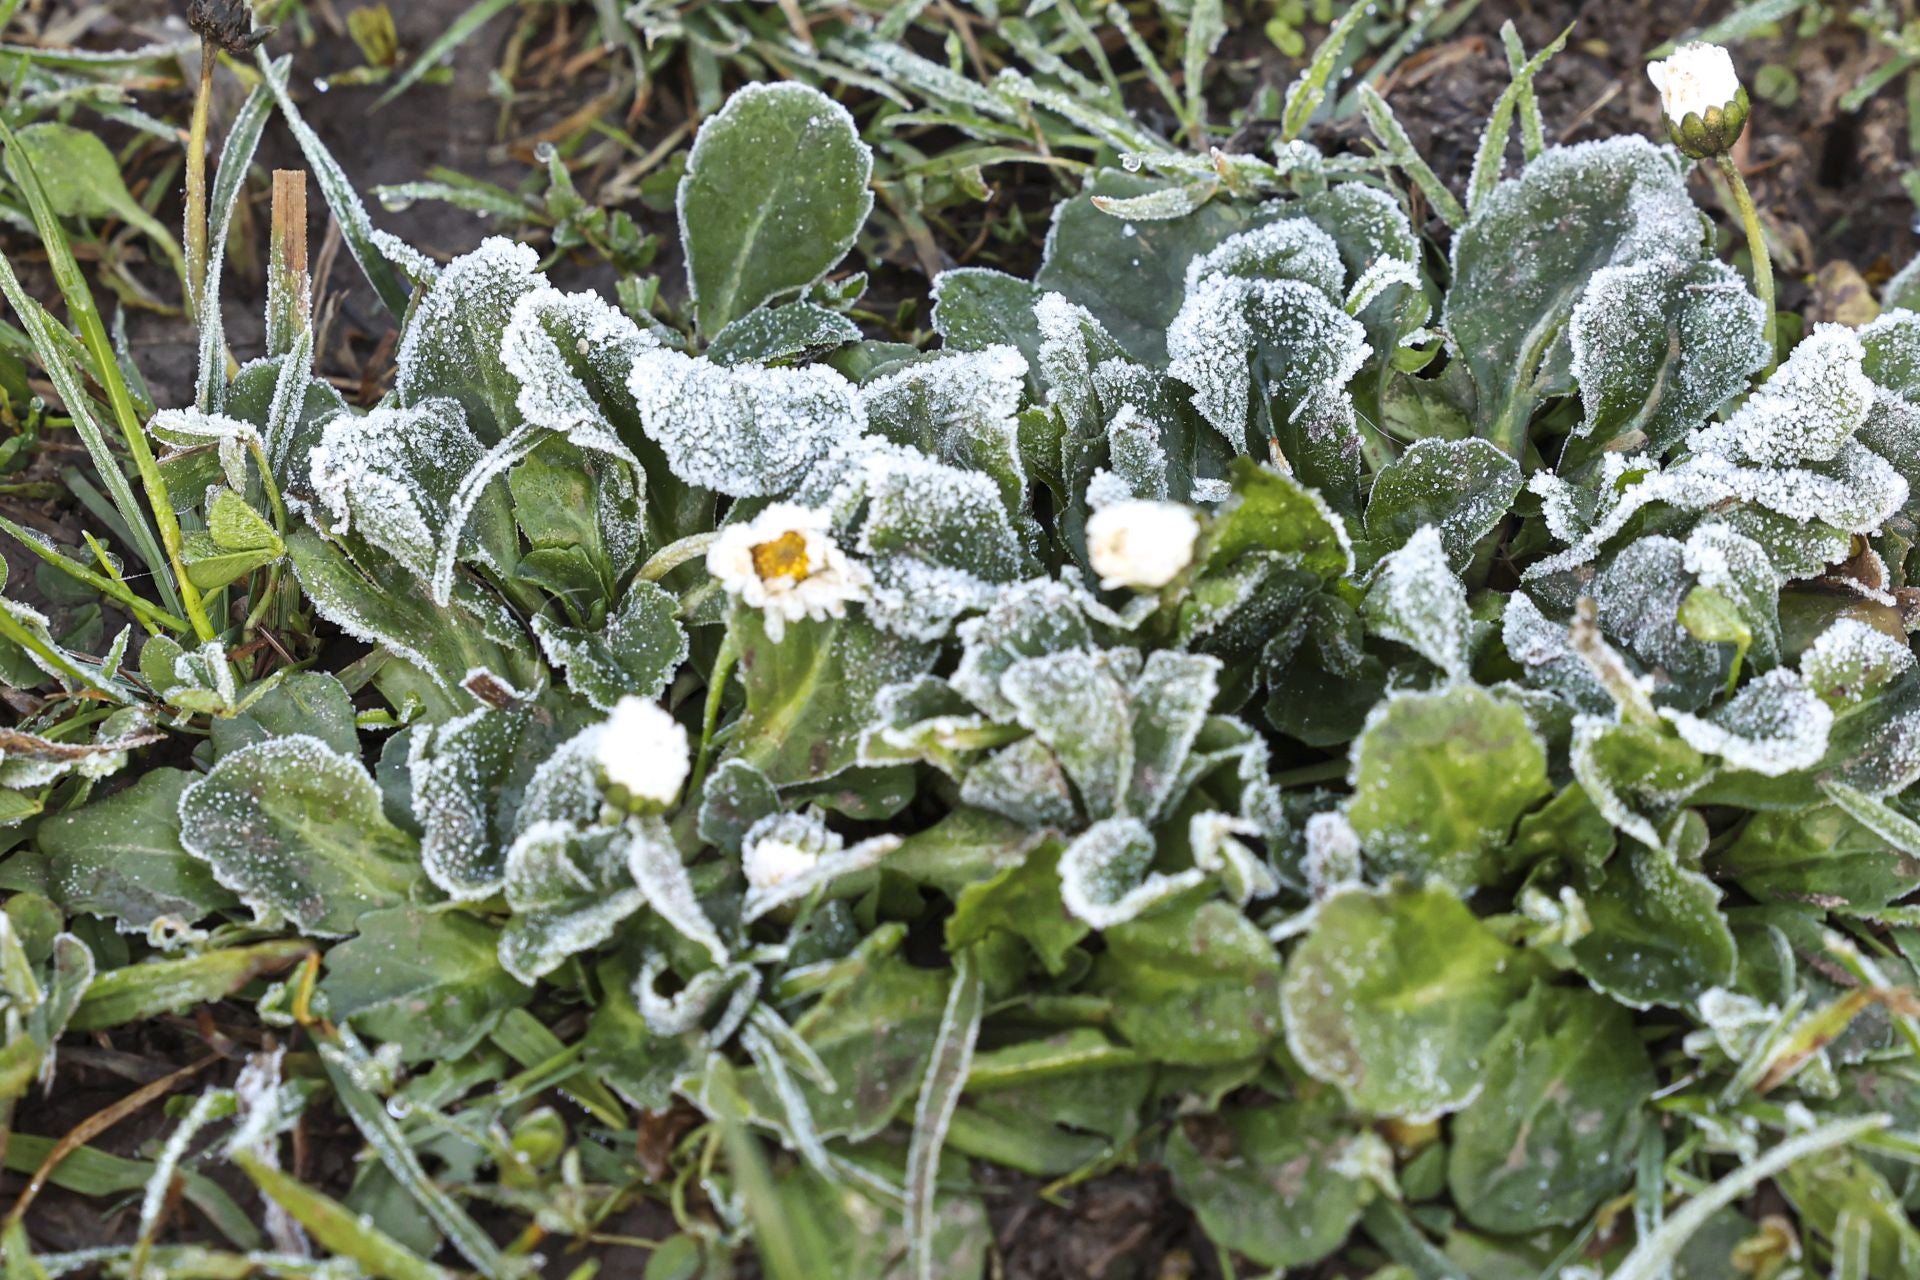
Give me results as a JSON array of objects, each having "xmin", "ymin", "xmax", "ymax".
[{"xmin": 5, "ymin": 0, "xmax": 1915, "ymax": 1276}]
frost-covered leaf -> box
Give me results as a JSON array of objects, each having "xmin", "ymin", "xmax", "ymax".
[
  {"xmin": 1446, "ymin": 983, "xmax": 1651, "ymax": 1233},
  {"xmin": 859, "ymin": 346, "xmax": 1029, "ymax": 525},
  {"xmin": 1365, "ymin": 438, "xmax": 1521, "ymax": 567},
  {"xmin": 628, "ymin": 348, "xmax": 865, "ymax": 498},
  {"xmin": 1688, "ymin": 324, "xmax": 1873, "ymax": 467},
  {"xmin": 707, "ymin": 301, "xmax": 862, "ymax": 367},
  {"xmin": 1659, "ymin": 668, "xmax": 1833, "ymax": 776},
  {"xmin": 1000, "ymin": 648, "xmax": 1133, "ymax": 821},
  {"xmin": 730, "ymin": 609, "xmax": 936, "ymax": 786},
  {"xmin": 321, "ymin": 906, "xmax": 529, "ymax": 1062},
  {"xmin": 1446, "ymin": 138, "xmax": 1703, "ymax": 445},
  {"xmin": 1036, "ymin": 170, "xmax": 1279, "ymax": 365},
  {"xmin": 533, "ymin": 580, "xmax": 688, "ymax": 712},
  {"xmin": 499, "ymin": 821, "xmax": 645, "ymax": 984},
  {"xmin": 1569, "ymin": 718, "xmax": 1713, "ymax": 851},
  {"xmin": 1180, "ymin": 219, "xmax": 1346, "ymax": 302},
  {"xmin": 410, "ymin": 691, "xmax": 596, "ymax": 900},
  {"xmin": 1199, "ymin": 457, "xmax": 1354, "ymax": 581},
  {"xmin": 930, "ymin": 268, "xmax": 1044, "ymax": 380},
  {"xmin": 1718, "ymin": 803, "xmax": 1920, "ymax": 910},
  {"xmin": 945, "ymin": 838, "xmax": 1085, "ymax": 975},
  {"xmin": 1568, "ymin": 256, "xmax": 1767, "ymax": 458},
  {"xmin": 697, "ymin": 759, "xmax": 781, "ymax": 856},
  {"xmin": 393, "ymin": 236, "xmax": 542, "ymax": 438},
  {"xmin": 950, "ymin": 578, "xmax": 1093, "ymax": 721},
  {"xmin": 33, "ymin": 769, "xmax": 235, "ymax": 930},
  {"xmin": 1362, "ymin": 526, "xmax": 1473, "ymax": 679},
  {"xmin": 1281, "ymin": 881, "xmax": 1533, "ymax": 1118},
  {"xmin": 1346, "ymin": 685, "xmax": 1550, "ymax": 890},
  {"xmin": 1093, "ymin": 897, "xmax": 1283, "ymax": 1065},
  {"xmin": 309, "ymin": 397, "xmax": 510, "ymax": 585},
  {"xmin": 679, "ymin": 82, "xmax": 873, "ymax": 336},
  {"xmin": 1058, "ymin": 817, "xmax": 1204, "ymax": 929},
  {"xmin": 1567, "ymin": 840, "xmax": 1736, "ymax": 1008},
  {"xmin": 178, "ymin": 735, "xmax": 422, "ymax": 936}
]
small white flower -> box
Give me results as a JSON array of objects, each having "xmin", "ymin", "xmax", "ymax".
[
  {"xmin": 743, "ymin": 835, "xmax": 820, "ymax": 892},
  {"xmin": 1086, "ymin": 499, "xmax": 1200, "ymax": 591},
  {"xmin": 1648, "ymin": 43, "xmax": 1740, "ymax": 122},
  {"xmin": 594, "ymin": 696, "xmax": 689, "ymax": 807},
  {"xmin": 706, "ymin": 502, "xmax": 870, "ymax": 641}
]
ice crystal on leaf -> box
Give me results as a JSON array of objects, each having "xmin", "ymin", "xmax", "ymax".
[
  {"xmin": 1659, "ymin": 669, "xmax": 1834, "ymax": 775},
  {"xmin": 1801, "ymin": 618, "xmax": 1915, "ymax": 707},
  {"xmin": 1058, "ymin": 816, "xmax": 1205, "ymax": 929},
  {"xmin": 739, "ymin": 809, "xmax": 900, "ymax": 922},
  {"xmin": 1180, "ymin": 219, "xmax": 1346, "ymax": 303},
  {"xmin": 1362, "ymin": 526, "xmax": 1473, "ymax": 680},
  {"xmin": 628, "ymin": 347, "xmax": 866, "ymax": 497},
  {"xmin": 500, "ymin": 820, "xmax": 644, "ymax": 984},
  {"xmin": 858, "ymin": 346, "xmax": 1029, "ymax": 521},
  {"xmin": 393, "ymin": 236, "xmax": 543, "ymax": 436},
  {"xmin": 309, "ymin": 398, "xmax": 487, "ymax": 583},
  {"xmin": 1688, "ymin": 324, "xmax": 1873, "ymax": 467}
]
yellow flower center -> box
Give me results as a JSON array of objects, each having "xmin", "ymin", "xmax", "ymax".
[{"xmin": 750, "ymin": 530, "xmax": 812, "ymax": 583}]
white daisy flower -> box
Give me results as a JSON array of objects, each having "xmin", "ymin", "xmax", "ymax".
[
  {"xmin": 1648, "ymin": 43, "xmax": 1740, "ymax": 123},
  {"xmin": 593, "ymin": 696, "xmax": 689, "ymax": 807},
  {"xmin": 743, "ymin": 833, "xmax": 821, "ymax": 893},
  {"xmin": 1086, "ymin": 499, "xmax": 1201, "ymax": 591},
  {"xmin": 706, "ymin": 502, "xmax": 870, "ymax": 641}
]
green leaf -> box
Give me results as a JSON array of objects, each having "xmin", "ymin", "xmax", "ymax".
[
  {"xmin": 1446, "ymin": 983, "xmax": 1652, "ymax": 1233},
  {"xmin": 210, "ymin": 671, "xmax": 360, "ymax": 760},
  {"xmin": 32, "ymin": 769, "xmax": 235, "ymax": 929},
  {"xmin": 178, "ymin": 735, "xmax": 423, "ymax": 936},
  {"xmin": 1445, "ymin": 137, "xmax": 1702, "ymax": 451},
  {"xmin": 679, "ymin": 83, "xmax": 874, "ymax": 336},
  {"xmin": 1568, "ymin": 842, "xmax": 1737, "ymax": 1008},
  {"xmin": 1281, "ymin": 881, "xmax": 1534, "ymax": 1118},
  {"xmin": 1718, "ymin": 803, "xmax": 1920, "ymax": 910},
  {"xmin": 1166, "ymin": 1093, "xmax": 1370, "ymax": 1268},
  {"xmin": 706, "ymin": 301, "xmax": 862, "ymax": 367},
  {"xmin": 945, "ymin": 838, "xmax": 1085, "ymax": 976},
  {"xmin": 1092, "ymin": 897, "xmax": 1282, "ymax": 1065},
  {"xmin": 1347, "ymin": 686, "xmax": 1551, "ymax": 890},
  {"xmin": 1364, "ymin": 437, "xmax": 1521, "ymax": 566},
  {"xmin": 322, "ymin": 906, "xmax": 530, "ymax": 1062},
  {"xmin": 69, "ymin": 938, "xmax": 314, "ymax": 1031},
  {"xmin": 1201, "ymin": 457, "xmax": 1353, "ymax": 580},
  {"xmin": 730, "ymin": 609, "xmax": 936, "ymax": 786},
  {"xmin": 8, "ymin": 123, "xmax": 183, "ymax": 280},
  {"xmin": 532, "ymin": 580, "xmax": 687, "ymax": 714}
]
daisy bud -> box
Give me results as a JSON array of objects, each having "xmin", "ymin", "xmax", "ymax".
[
  {"xmin": 1648, "ymin": 43, "xmax": 1748, "ymax": 159},
  {"xmin": 594, "ymin": 696, "xmax": 690, "ymax": 811},
  {"xmin": 1086, "ymin": 499, "xmax": 1201, "ymax": 591}
]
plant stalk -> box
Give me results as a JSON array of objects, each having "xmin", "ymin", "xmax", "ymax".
[
  {"xmin": 185, "ymin": 40, "xmax": 216, "ymax": 320},
  {"xmin": 1715, "ymin": 152, "xmax": 1777, "ymax": 378}
]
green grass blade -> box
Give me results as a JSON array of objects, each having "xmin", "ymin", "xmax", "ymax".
[
  {"xmin": 1501, "ymin": 22, "xmax": 1546, "ymax": 161},
  {"xmin": 0, "ymin": 514, "xmax": 187, "ymax": 632},
  {"xmin": 1466, "ymin": 23, "xmax": 1570, "ymax": 214},
  {"xmin": 1282, "ymin": 0, "xmax": 1371, "ymax": 142},
  {"xmin": 254, "ymin": 47, "xmax": 411, "ymax": 319},
  {"xmin": 233, "ymin": 1150, "xmax": 455, "ymax": 1280},
  {"xmin": 1358, "ymin": 84, "xmax": 1467, "ymax": 226},
  {"xmin": 1611, "ymin": 1115, "xmax": 1891, "ymax": 1280},
  {"xmin": 906, "ymin": 953, "xmax": 981, "ymax": 1280},
  {"xmin": 371, "ymin": 0, "xmax": 516, "ymax": 112},
  {"xmin": 197, "ymin": 61, "xmax": 280, "ymax": 412},
  {"xmin": 488, "ymin": 1006, "xmax": 628, "ymax": 1129}
]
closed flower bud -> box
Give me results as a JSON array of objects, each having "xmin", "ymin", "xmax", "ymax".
[
  {"xmin": 594, "ymin": 696, "xmax": 690, "ymax": 811},
  {"xmin": 1648, "ymin": 43, "xmax": 1748, "ymax": 159},
  {"xmin": 1086, "ymin": 499, "xmax": 1201, "ymax": 591}
]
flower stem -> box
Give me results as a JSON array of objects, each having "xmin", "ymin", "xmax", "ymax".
[
  {"xmin": 1715, "ymin": 153, "xmax": 1776, "ymax": 377},
  {"xmin": 185, "ymin": 40, "xmax": 216, "ymax": 320}
]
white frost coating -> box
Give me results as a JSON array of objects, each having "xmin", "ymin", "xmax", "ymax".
[
  {"xmin": 960, "ymin": 735, "xmax": 1078, "ymax": 827},
  {"xmin": 1033, "ymin": 292, "xmax": 1118, "ymax": 428},
  {"xmin": 149, "ymin": 408, "xmax": 263, "ymax": 494},
  {"xmin": 1189, "ymin": 811, "xmax": 1280, "ymax": 904},
  {"xmin": 500, "ymin": 820, "xmax": 646, "ymax": 983},
  {"xmin": 627, "ymin": 818, "xmax": 730, "ymax": 964},
  {"xmin": 738, "ymin": 809, "xmax": 900, "ymax": 922},
  {"xmin": 635, "ymin": 952, "xmax": 760, "ymax": 1041},
  {"xmin": 1190, "ymin": 477, "xmax": 1232, "ymax": 504},
  {"xmin": 1527, "ymin": 442, "xmax": 1908, "ymax": 579},
  {"xmin": 1086, "ymin": 499, "xmax": 1199, "ymax": 590},
  {"xmin": 1660, "ymin": 669, "xmax": 1833, "ymax": 775},
  {"xmin": 1527, "ymin": 469, "xmax": 1592, "ymax": 545},
  {"xmin": 1363, "ymin": 525, "xmax": 1472, "ymax": 680},
  {"xmin": 1688, "ymin": 324, "xmax": 1872, "ymax": 467},
  {"xmin": 1084, "ymin": 469, "xmax": 1137, "ymax": 511},
  {"xmin": 393, "ymin": 236, "xmax": 541, "ymax": 404},
  {"xmin": 1801, "ymin": 618, "xmax": 1916, "ymax": 706},
  {"xmin": 1181, "ymin": 218, "xmax": 1346, "ymax": 303},
  {"xmin": 1345, "ymin": 255, "xmax": 1422, "ymax": 315},
  {"xmin": 858, "ymin": 344, "xmax": 1027, "ymax": 482},
  {"xmin": 1568, "ymin": 716, "xmax": 1670, "ymax": 851},
  {"xmin": 308, "ymin": 397, "xmax": 484, "ymax": 582},
  {"xmin": 865, "ymin": 557, "xmax": 1002, "ymax": 642},
  {"xmin": 514, "ymin": 723, "xmax": 606, "ymax": 832},
  {"xmin": 950, "ymin": 577, "xmax": 1093, "ymax": 720},
  {"xmin": 1303, "ymin": 810, "xmax": 1364, "ymax": 898},
  {"xmin": 594, "ymin": 696, "xmax": 690, "ymax": 806},
  {"xmin": 1057, "ymin": 816, "xmax": 1205, "ymax": 929},
  {"xmin": 1648, "ymin": 42, "xmax": 1742, "ymax": 121},
  {"xmin": 628, "ymin": 346, "xmax": 866, "ymax": 497},
  {"xmin": 370, "ymin": 228, "xmax": 442, "ymax": 286},
  {"xmin": 1105, "ymin": 404, "xmax": 1169, "ymax": 500},
  {"xmin": 707, "ymin": 502, "xmax": 871, "ymax": 642},
  {"xmin": 1167, "ymin": 273, "xmax": 1370, "ymax": 451},
  {"xmin": 409, "ymin": 702, "xmax": 508, "ymax": 900}
]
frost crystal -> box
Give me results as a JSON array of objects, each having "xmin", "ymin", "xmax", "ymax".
[
  {"xmin": 1688, "ymin": 324, "xmax": 1872, "ymax": 467},
  {"xmin": 628, "ymin": 347, "xmax": 866, "ymax": 497},
  {"xmin": 1660, "ymin": 668, "xmax": 1833, "ymax": 775},
  {"xmin": 393, "ymin": 236, "xmax": 542, "ymax": 422},
  {"xmin": 738, "ymin": 809, "xmax": 899, "ymax": 922},
  {"xmin": 1801, "ymin": 617, "xmax": 1915, "ymax": 706},
  {"xmin": 859, "ymin": 345, "xmax": 1028, "ymax": 514}
]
